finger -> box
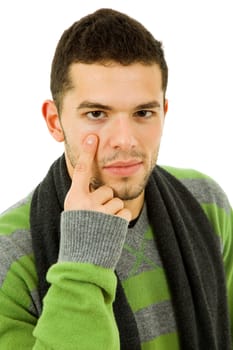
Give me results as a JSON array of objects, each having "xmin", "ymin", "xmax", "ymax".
[
  {"xmin": 71, "ymin": 134, "xmax": 98, "ymax": 194},
  {"xmin": 101, "ymin": 197, "xmax": 124, "ymax": 215},
  {"xmin": 116, "ymin": 208, "xmax": 132, "ymax": 222},
  {"xmin": 91, "ymin": 185, "xmax": 114, "ymax": 204}
]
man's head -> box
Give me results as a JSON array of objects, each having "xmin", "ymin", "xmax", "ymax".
[
  {"xmin": 50, "ymin": 8, "xmax": 168, "ymax": 113},
  {"xmin": 43, "ymin": 8, "xmax": 168, "ymax": 214}
]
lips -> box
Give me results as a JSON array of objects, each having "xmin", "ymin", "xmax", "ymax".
[{"xmin": 103, "ymin": 160, "xmax": 143, "ymax": 176}]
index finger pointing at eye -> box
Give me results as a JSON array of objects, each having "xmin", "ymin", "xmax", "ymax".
[{"xmin": 71, "ymin": 134, "xmax": 99, "ymax": 194}]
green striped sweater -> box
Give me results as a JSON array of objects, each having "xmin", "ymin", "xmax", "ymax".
[{"xmin": 0, "ymin": 166, "xmax": 232, "ymax": 349}]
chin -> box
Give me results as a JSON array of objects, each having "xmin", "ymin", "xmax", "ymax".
[
  {"xmin": 92, "ymin": 169, "xmax": 151, "ymax": 200},
  {"xmin": 111, "ymin": 183, "xmax": 145, "ymax": 201}
]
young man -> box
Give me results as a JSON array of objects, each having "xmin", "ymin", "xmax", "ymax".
[{"xmin": 0, "ymin": 8, "xmax": 232, "ymax": 350}]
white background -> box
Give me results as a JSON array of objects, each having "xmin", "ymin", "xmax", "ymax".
[{"xmin": 0, "ymin": 0, "xmax": 232, "ymax": 213}]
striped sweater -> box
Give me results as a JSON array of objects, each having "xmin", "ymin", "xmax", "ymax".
[{"xmin": 0, "ymin": 166, "xmax": 232, "ymax": 349}]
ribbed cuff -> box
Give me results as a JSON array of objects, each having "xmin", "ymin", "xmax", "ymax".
[{"xmin": 59, "ymin": 210, "xmax": 129, "ymax": 269}]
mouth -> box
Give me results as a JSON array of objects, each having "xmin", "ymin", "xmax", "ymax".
[{"xmin": 103, "ymin": 160, "xmax": 143, "ymax": 177}]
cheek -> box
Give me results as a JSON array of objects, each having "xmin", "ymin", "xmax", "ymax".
[
  {"xmin": 66, "ymin": 126, "xmax": 93, "ymax": 148},
  {"xmin": 144, "ymin": 125, "xmax": 163, "ymax": 160},
  {"xmin": 68, "ymin": 127, "xmax": 101, "ymax": 162},
  {"xmin": 145, "ymin": 125, "xmax": 163, "ymax": 147}
]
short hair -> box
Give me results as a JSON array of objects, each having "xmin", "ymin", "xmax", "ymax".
[{"xmin": 50, "ymin": 8, "xmax": 168, "ymax": 112}]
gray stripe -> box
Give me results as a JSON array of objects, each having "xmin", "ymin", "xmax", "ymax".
[
  {"xmin": 117, "ymin": 203, "xmax": 163, "ymax": 281},
  {"xmin": 180, "ymin": 178, "xmax": 231, "ymax": 213},
  {"xmin": 135, "ymin": 300, "xmax": 177, "ymax": 342},
  {"xmin": 117, "ymin": 238, "xmax": 163, "ymax": 281},
  {"xmin": 60, "ymin": 210, "xmax": 129, "ymax": 269},
  {"xmin": 0, "ymin": 229, "xmax": 33, "ymax": 286}
]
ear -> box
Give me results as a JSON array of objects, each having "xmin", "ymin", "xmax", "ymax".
[
  {"xmin": 164, "ymin": 98, "xmax": 168, "ymax": 116},
  {"xmin": 42, "ymin": 100, "xmax": 64, "ymax": 142}
]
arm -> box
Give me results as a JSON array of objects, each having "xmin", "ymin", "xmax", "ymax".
[
  {"xmin": 33, "ymin": 134, "xmax": 131, "ymax": 349},
  {"xmin": 0, "ymin": 135, "xmax": 131, "ymax": 349},
  {"xmin": 0, "ymin": 246, "xmax": 38, "ymax": 349},
  {"xmin": 33, "ymin": 211, "xmax": 129, "ymax": 350},
  {"xmin": 0, "ymin": 211, "xmax": 128, "ymax": 350},
  {"xmin": 0, "ymin": 201, "xmax": 39, "ymax": 349}
]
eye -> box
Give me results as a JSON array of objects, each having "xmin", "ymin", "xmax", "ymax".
[
  {"xmin": 135, "ymin": 110, "xmax": 153, "ymax": 118},
  {"xmin": 86, "ymin": 111, "xmax": 106, "ymax": 120}
]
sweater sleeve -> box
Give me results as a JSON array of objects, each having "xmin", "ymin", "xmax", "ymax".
[
  {"xmin": 32, "ymin": 210, "xmax": 129, "ymax": 350},
  {"xmin": 0, "ymin": 200, "xmax": 39, "ymax": 349}
]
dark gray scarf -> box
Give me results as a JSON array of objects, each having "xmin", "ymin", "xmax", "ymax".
[{"xmin": 30, "ymin": 154, "xmax": 231, "ymax": 349}]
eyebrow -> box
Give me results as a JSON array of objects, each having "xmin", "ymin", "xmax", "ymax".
[
  {"xmin": 135, "ymin": 101, "xmax": 161, "ymax": 110},
  {"xmin": 76, "ymin": 100, "xmax": 161, "ymax": 111},
  {"xmin": 77, "ymin": 101, "xmax": 112, "ymax": 110}
]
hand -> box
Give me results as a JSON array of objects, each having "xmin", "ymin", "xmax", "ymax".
[{"xmin": 64, "ymin": 135, "xmax": 132, "ymax": 222}]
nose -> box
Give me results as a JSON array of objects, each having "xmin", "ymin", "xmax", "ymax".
[{"xmin": 108, "ymin": 115, "xmax": 137, "ymax": 150}]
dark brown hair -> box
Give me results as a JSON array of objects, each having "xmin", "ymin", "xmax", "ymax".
[{"xmin": 50, "ymin": 8, "xmax": 168, "ymax": 112}]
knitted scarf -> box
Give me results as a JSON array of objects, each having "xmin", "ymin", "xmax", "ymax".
[{"xmin": 30, "ymin": 154, "xmax": 231, "ymax": 349}]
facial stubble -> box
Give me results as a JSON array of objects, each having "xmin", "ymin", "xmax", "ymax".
[{"xmin": 64, "ymin": 138, "xmax": 160, "ymax": 201}]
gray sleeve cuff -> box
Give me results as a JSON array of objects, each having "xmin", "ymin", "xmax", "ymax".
[{"xmin": 58, "ymin": 210, "xmax": 129, "ymax": 269}]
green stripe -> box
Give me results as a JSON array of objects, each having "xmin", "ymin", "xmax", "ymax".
[
  {"xmin": 1, "ymin": 254, "xmax": 38, "ymax": 311},
  {"xmin": 122, "ymin": 268, "xmax": 171, "ymax": 312},
  {"xmin": 0, "ymin": 201, "xmax": 31, "ymax": 236},
  {"xmin": 144, "ymin": 226, "xmax": 154, "ymax": 240},
  {"xmin": 201, "ymin": 203, "xmax": 232, "ymax": 238},
  {"xmin": 161, "ymin": 165, "xmax": 210, "ymax": 180},
  {"xmin": 142, "ymin": 331, "xmax": 180, "ymax": 350}
]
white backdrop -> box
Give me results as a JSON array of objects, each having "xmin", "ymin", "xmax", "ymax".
[{"xmin": 0, "ymin": 0, "xmax": 232, "ymax": 213}]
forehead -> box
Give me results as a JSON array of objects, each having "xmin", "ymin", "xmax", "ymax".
[
  {"xmin": 70, "ymin": 62, "xmax": 162, "ymax": 85},
  {"xmin": 66, "ymin": 62, "xmax": 164, "ymax": 106}
]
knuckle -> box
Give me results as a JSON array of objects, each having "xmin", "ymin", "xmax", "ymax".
[
  {"xmin": 75, "ymin": 162, "xmax": 87, "ymax": 173},
  {"xmin": 114, "ymin": 197, "xmax": 124, "ymax": 208},
  {"xmin": 97, "ymin": 185, "xmax": 114, "ymax": 198},
  {"xmin": 106, "ymin": 186, "xmax": 114, "ymax": 197},
  {"xmin": 118, "ymin": 208, "xmax": 132, "ymax": 222}
]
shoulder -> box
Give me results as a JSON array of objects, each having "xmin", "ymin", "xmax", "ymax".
[
  {"xmin": 0, "ymin": 192, "xmax": 34, "ymax": 277},
  {"xmin": 0, "ymin": 192, "xmax": 33, "ymax": 235},
  {"xmin": 0, "ymin": 192, "xmax": 41, "ymax": 317},
  {"xmin": 160, "ymin": 165, "xmax": 231, "ymax": 214},
  {"xmin": 160, "ymin": 166, "xmax": 233, "ymax": 262}
]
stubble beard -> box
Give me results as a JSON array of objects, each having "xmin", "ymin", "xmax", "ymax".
[
  {"xmin": 89, "ymin": 159, "xmax": 157, "ymax": 201},
  {"xmin": 65, "ymin": 141, "xmax": 159, "ymax": 201}
]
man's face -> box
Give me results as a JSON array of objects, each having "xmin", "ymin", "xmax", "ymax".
[{"xmin": 60, "ymin": 62, "xmax": 167, "ymax": 201}]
